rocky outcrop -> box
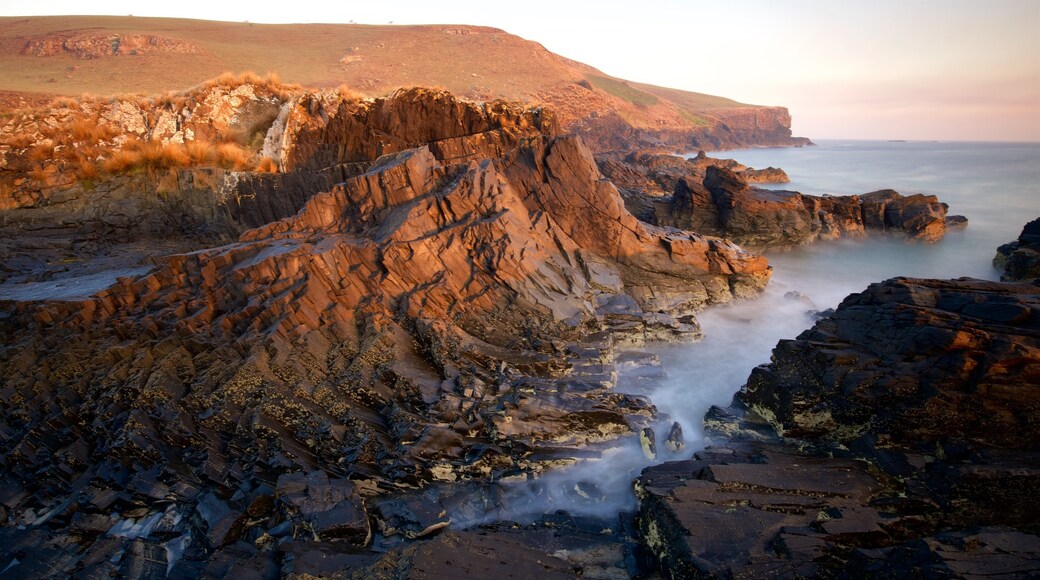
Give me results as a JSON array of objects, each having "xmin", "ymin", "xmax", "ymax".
[
  {"xmin": 676, "ymin": 166, "xmax": 963, "ymax": 247},
  {"xmin": 21, "ymin": 33, "xmax": 203, "ymax": 59},
  {"xmin": 995, "ymin": 217, "xmax": 1040, "ymax": 281},
  {"xmin": 635, "ymin": 277, "xmax": 1040, "ymax": 578},
  {"xmin": 573, "ymin": 106, "xmax": 812, "ymax": 154},
  {"xmin": 276, "ymin": 87, "xmax": 558, "ymax": 171},
  {"xmin": 602, "ymin": 152, "xmax": 964, "ymax": 248},
  {"xmin": 0, "ymin": 87, "xmax": 770, "ymax": 576}
]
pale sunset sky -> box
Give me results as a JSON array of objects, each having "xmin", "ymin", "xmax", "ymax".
[{"xmin": 4, "ymin": 0, "xmax": 1038, "ymax": 141}]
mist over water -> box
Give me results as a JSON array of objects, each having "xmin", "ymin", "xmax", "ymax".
[{"xmin": 453, "ymin": 140, "xmax": 1040, "ymax": 526}]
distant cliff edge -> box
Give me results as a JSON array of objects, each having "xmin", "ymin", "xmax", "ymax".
[{"xmin": 0, "ymin": 16, "xmax": 811, "ymax": 152}]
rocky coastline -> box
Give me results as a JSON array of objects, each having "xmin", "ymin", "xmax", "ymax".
[{"xmin": 0, "ymin": 80, "xmax": 1026, "ymax": 578}]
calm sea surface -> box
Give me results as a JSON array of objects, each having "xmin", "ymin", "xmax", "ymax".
[{"xmin": 459, "ymin": 140, "xmax": 1040, "ymax": 524}]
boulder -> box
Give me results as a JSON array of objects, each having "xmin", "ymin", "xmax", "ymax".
[{"xmin": 995, "ymin": 217, "xmax": 1040, "ymax": 281}]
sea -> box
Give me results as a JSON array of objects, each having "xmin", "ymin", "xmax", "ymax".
[{"xmin": 453, "ymin": 139, "xmax": 1040, "ymax": 525}]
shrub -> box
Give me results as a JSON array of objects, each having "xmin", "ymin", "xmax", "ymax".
[
  {"xmin": 102, "ymin": 148, "xmax": 142, "ymax": 173},
  {"xmin": 254, "ymin": 157, "xmax": 278, "ymax": 173},
  {"xmin": 28, "ymin": 167, "xmax": 53, "ymax": 187},
  {"xmin": 336, "ymin": 84, "xmax": 363, "ymax": 101},
  {"xmin": 184, "ymin": 139, "xmax": 216, "ymax": 165},
  {"xmin": 68, "ymin": 115, "xmax": 118, "ymax": 142},
  {"xmin": 27, "ymin": 143, "xmax": 55, "ymax": 163},
  {"xmin": 216, "ymin": 142, "xmax": 253, "ymax": 171},
  {"xmin": 6, "ymin": 133, "xmax": 36, "ymax": 149},
  {"xmin": 74, "ymin": 157, "xmax": 100, "ymax": 180}
]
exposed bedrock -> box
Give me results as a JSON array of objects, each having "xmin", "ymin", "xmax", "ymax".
[
  {"xmin": 635, "ymin": 277, "xmax": 1040, "ymax": 578},
  {"xmin": 602, "ymin": 152, "xmax": 967, "ymax": 248},
  {"xmin": 0, "ymin": 88, "xmax": 771, "ymax": 576},
  {"xmin": 576, "ymin": 105, "xmax": 813, "ymax": 154},
  {"xmin": 995, "ymin": 217, "xmax": 1040, "ymax": 282}
]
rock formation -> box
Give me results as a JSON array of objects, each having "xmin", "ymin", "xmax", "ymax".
[
  {"xmin": 0, "ymin": 85, "xmax": 771, "ymax": 576},
  {"xmin": 995, "ymin": 217, "xmax": 1040, "ymax": 281},
  {"xmin": 21, "ymin": 32, "xmax": 203, "ymax": 59},
  {"xmin": 635, "ymin": 277, "xmax": 1040, "ymax": 577},
  {"xmin": 603, "ymin": 152, "xmax": 967, "ymax": 248}
]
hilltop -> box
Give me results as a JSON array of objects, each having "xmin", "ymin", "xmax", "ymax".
[{"xmin": 0, "ymin": 15, "xmax": 809, "ymax": 151}]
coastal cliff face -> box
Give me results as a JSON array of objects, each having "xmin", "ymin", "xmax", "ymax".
[
  {"xmin": 570, "ymin": 105, "xmax": 809, "ymax": 153},
  {"xmin": 636, "ymin": 276, "xmax": 1040, "ymax": 578},
  {"xmin": 0, "ymin": 84, "xmax": 771, "ymax": 576}
]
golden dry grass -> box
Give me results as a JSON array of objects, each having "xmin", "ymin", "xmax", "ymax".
[
  {"xmin": 254, "ymin": 157, "xmax": 278, "ymax": 173},
  {"xmin": 216, "ymin": 142, "xmax": 253, "ymax": 171}
]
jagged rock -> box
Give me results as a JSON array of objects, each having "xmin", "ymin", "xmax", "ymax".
[
  {"xmin": 664, "ymin": 422, "xmax": 684, "ymax": 453},
  {"xmin": 739, "ymin": 277, "xmax": 1040, "ymax": 449},
  {"xmin": 635, "ymin": 275, "xmax": 1040, "ymax": 578},
  {"xmin": 21, "ymin": 33, "xmax": 203, "ymax": 59},
  {"xmin": 695, "ymin": 167, "xmax": 960, "ymax": 246},
  {"xmin": 995, "ymin": 217, "xmax": 1040, "ymax": 281},
  {"xmin": 372, "ymin": 490, "xmax": 451, "ymax": 539}
]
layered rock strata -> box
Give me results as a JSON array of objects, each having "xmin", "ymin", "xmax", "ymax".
[
  {"xmin": 603, "ymin": 152, "xmax": 966, "ymax": 248},
  {"xmin": 0, "ymin": 87, "xmax": 770, "ymax": 576},
  {"xmin": 636, "ymin": 277, "xmax": 1040, "ymax": 577}
]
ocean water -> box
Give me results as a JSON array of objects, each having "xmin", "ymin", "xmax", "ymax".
[{"xmin": 457, "ymin": 140, "xmax": 1040, "ymax": 525}]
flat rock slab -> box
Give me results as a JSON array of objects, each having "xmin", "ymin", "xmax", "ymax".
[{"xmin": 636, "ymin": 445, "xmax": 888, "ymax": 577}]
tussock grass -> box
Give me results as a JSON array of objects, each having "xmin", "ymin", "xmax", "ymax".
[
  {"xmin": 254, "ymin": 156, "xmax": 278, "ymax": 173},
  {"xmin": 216, "ymin": 142, "xmax": 253, "ymax": 170}
]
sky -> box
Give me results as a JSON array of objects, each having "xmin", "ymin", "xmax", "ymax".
[{"xmin": 3, "ymin": 0, "xmax": 1039, "ymax": 141}]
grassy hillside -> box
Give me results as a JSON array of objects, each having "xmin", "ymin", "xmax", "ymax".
[{"xmin": 0, "ymin": 15, "xmax": 757, "ymax": 135}]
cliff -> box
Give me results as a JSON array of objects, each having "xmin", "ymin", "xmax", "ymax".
[{"xmin": 0, "ymin": 16, "xmax": 810, "ymax": 152}]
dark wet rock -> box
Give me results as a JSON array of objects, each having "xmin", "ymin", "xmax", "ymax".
[
  {"xmin": 372, "ymin": 489, "xmax": 451, "ymax": 540},
  {"xmin": 276, "ymin": 471, "xmax": 370, "ymax": 545},
  {"xmin": 995, "ymin": 217, "xmax": 1040, "ymax": 282},
  {"xmin": 336, "ymin": 515, "xmax": 643, "ymax": 579},
  {"xmin": 739, "ymin": 277, "xmax": 1040, "ymax": 449},
  {"xmin": 664, "ymin": 422, "xmax": 684, "ymax": 453}
]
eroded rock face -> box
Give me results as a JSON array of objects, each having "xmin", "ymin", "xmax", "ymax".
[
  {"xmin": 0, "ymin": 87, "xmax": 770, "ymax": 575},
  {"xmin": 21, "ymin": 33, "xmax": 203, "ymax": 59},
  {"xmin": 995, "ymin": 217, "xmax": 1040, "ymax": 281},
  {"xmin": 635, "ymin": 277, "xmax": 1040, "ymax": 578},
  {"xmin": 277, "ymin": 87, "xmax": 559, "ymax": 171}
]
